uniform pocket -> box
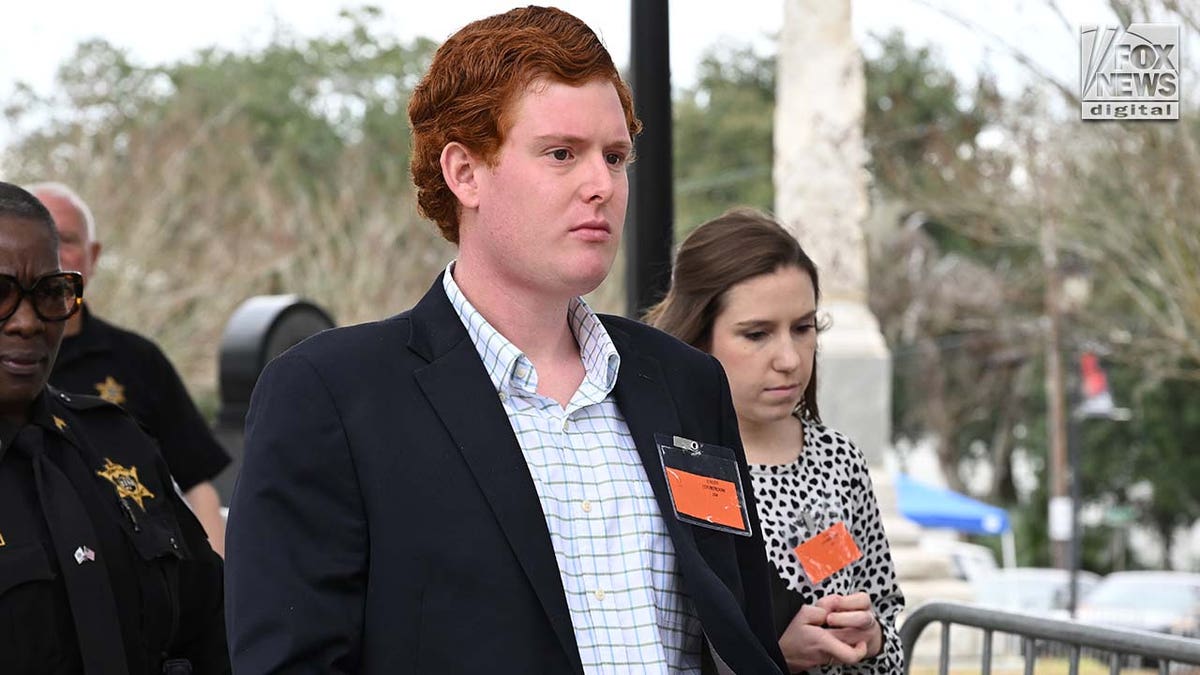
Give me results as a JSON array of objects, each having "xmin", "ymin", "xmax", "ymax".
[
  {"xmin": 0, "ymin": 542, "xmax": 55, "ymax": 596},
  {"xmin": 119, "ymin": 507, "xmax": 188, "ymax": 657},
  {"xmin": 121, "ymin": 507, "xmax": 189, "ymax": 562},
  {"xmin": 0, "ymin": 541, "xmax": 72, "ymax": 671}
]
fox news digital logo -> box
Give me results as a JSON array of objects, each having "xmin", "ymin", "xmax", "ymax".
[{"xmin": 1081, "ymin": 23, "xmax": 1179, "ymax": 121}]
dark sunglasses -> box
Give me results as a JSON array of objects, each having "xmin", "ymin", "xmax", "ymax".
[{"xmin": 0, "ymin": 272, "xmax": 84, "ymax": 323}]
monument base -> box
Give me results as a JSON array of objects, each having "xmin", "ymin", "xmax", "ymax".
[{"xmin": 816, "ymin": 299, "xmax": 891, "ymax": 466}]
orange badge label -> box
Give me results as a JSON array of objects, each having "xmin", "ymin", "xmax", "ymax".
[
  {"xmin": 794, "ymin": 521, "xmax": 862, "ymax": 584},
  {"xmin": 665, "ymin": 467, "xmax": 746, "ymax": 531}
]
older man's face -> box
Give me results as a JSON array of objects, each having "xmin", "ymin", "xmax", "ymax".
[{"xmin": 36, "ymin": 192, "xmax": 99, "ymax": 286}]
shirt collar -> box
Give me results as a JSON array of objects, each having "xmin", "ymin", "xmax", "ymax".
[
  {"xmin": 59, "ymin": 303, "xmax": 112, "ymax": 357},
  {"xmin": 442, "ymin": 261, "xmax": 621, "ymax": 399},
  {"xmin": 28, "ymin": 389, "xmax": 74, "ymax": 441}
]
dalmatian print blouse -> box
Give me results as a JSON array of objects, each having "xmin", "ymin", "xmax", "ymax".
[{"xmin": 748, "ymin": 422, "xmax": 905, "ymax": 674}]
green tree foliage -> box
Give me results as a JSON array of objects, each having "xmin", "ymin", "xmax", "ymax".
[
  {"xmin": 1079, "ymin": 362, "xmax": 1200, "ymax": 569},
  {"xmin": 672, "ymin": 44, "xmax": 775, "ymax": 233},
  {"xmin": 864, "ymin": 31, "xmax": 1001, "ymax": 202}
]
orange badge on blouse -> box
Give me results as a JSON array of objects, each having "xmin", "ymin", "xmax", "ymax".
[{"xmin": 794, "ymin": 521, "xmax": 862, "ymax": 584}]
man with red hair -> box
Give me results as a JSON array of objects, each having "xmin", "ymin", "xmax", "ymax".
[{"xmin": 226, "ymin": 7, "xmax": 785, "ymax": 673}]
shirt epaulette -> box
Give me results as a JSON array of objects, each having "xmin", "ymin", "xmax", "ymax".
[{"xmin": 46, "ymin": 385, "xmax": 122, "ymax": 412}]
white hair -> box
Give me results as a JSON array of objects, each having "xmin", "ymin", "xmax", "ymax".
[{"xmin": 24, "ymin": 181, "xmax": 97, "ymax": 241}]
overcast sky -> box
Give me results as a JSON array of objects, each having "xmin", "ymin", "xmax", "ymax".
[{"xmin": 1, "ymin": 0, "xmax": 1122, "ymax": 151}]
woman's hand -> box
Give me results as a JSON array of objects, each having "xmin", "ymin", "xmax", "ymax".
[
  {"xmin": 779, "ymin": 604, "xmax": 869, "ymax": 672},
  {"xmin": 817, "ymin": 593, "xmax": 884, "ymax": 660}
]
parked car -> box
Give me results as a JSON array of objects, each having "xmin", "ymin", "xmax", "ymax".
[
  {"xmin": 1077, "ymin": 571, "xmax": 1200, "ymax": 638},
  {"xmin": 921, "ymin": 538, "xmax": 999, "ymax": 582},
  {"xmin": 971, "ymin": 567, "xmax": 1102, "ymax": 659},
  {"xmin": 972, "ymin": 567, "xmax": 1101, "ymax": 619}
]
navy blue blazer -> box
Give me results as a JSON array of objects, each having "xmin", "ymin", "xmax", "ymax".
[{"xmin": 225, "ymin": 276, "xmax": 785, "ymax": 673}]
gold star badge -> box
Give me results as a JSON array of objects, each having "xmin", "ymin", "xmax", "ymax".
[
  {"xmin": 94, "ymin": 376, "xmax": 126, "ymax": 405},
  {"xmin": 96, "ymin": 458, "xmax": 155, "ymax": 510},
  {"xmin": 52, "ymin": 415, "xmax": 67, "ymax": 431}
]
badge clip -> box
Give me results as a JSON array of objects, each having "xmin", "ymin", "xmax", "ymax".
[{"xmin": 672, "ymin": 435, "xmax": 701, "ymax": 455}]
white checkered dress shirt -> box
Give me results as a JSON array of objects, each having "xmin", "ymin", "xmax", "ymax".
[{"xmin": 443, "ymin": 265, "xmax": 703, "ymax": 673}]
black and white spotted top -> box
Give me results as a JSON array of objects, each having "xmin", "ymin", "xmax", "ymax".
[{"xmin": 748, "ymin": 422, "xmax": 905, "ymax": 674}]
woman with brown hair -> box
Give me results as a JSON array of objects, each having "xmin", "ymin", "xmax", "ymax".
[{"xmin": 646, "ymin": 208, "xmax": 904, "ymax": 673}]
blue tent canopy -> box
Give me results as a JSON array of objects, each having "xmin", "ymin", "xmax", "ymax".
[{"xmin": 896, "ymin": 473, "xmax": 1010, "ymax": 535}]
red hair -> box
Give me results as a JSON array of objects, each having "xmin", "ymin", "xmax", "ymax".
[{"xmin": 408, "ymin": 6, "xmax": 642, "ymax": 242}]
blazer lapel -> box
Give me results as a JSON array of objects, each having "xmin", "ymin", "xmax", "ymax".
[
  {"xmin": 605, "ymin": 322, "xmax": 699, "ymax": 558},
  {"xmin": 408, "ymin": 277, "xmax": 583, "ymax": 674},
  {"xmin": 609, "ymin": 325, "xmax": 764, "ymax": 668}
]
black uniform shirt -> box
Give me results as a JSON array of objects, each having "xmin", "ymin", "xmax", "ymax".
[
  {"xmin": 50, "ymin": 306, "xmax": 230, "ymax": 491},
  {"xmin": 0, "ymin": 388, "xmax": 229, "ymax": 674}
]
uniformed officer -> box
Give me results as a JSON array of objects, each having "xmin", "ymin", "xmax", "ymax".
[
  {"xmin": 0, "ymin": 182, "xmax": 229, "ymax": 674},
  {"xmin": 28, "ymin": 182, "xmax": 230, "ymax": 556}
]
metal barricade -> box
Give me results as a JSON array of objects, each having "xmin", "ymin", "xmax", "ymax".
[{"xmin": 901, "ymin": 601, "xmax": 1200, "ymax": 674}]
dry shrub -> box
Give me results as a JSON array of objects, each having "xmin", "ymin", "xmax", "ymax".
[{"xmin": 16, "ymin": 105, "xmax": 455, "ymax": 404}]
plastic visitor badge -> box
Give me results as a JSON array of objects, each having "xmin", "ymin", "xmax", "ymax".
[
  {"xmin": 656, "ymin": 433, "xmax": 752, "ymax": 537},
  {"xmin": 794, "ymin": 521, "xmax": 862, "ymax": 584}
]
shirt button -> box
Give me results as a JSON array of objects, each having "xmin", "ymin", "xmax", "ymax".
[
  {"xmin": 581, "ymin": 500, "xmax": 592, "ymax": 513},
  {"xmin": 499, "ymin": 391, "xmax": 508, "ymax": 402},
  {"xmin": 515, "ymin": 365, "xmax": 528, "ymax": 378},
  {"xmin": 561, "ymin": 418, "xmax": 569, "ymax": 431},
  {"xmin": 594, "ymin": 589, "xmax": 605, "ymax": 601}
]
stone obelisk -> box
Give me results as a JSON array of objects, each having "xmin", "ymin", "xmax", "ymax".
[
  {"xmin": 774, "ymin": 0, "xmax": 888, "ymax": 462},
  {"xmin": 774, "ymin": 0, "xmax": 973, "ymax": 663}
]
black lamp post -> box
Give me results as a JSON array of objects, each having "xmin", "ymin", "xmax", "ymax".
[
  {"xmin": 626, "ymin": 0, "xmax": 673, "ymax": 318},
  {"xmin": 1066, "ymin": 350, "xmax": 1131, "ymax": 618}
]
